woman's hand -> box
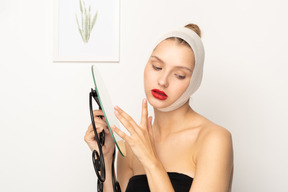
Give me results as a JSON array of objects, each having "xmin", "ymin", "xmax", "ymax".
[
  {"xmin": 84, "ymin": 110, "xmax": 115, "ymax": 160},
  {"xmin": 112, "ymin": 99, "xmax": 158, "ymax": 168}
]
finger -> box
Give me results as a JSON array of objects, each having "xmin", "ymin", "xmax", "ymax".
[
  {"xmin": 88, "ymin": 118, "xmax": 108, "ymax": 133},
  {"xmin": 147, "ymin": 116, "xmax": 152, "ymax": 134},
  {"xmin": 111, "ymin": 125, "xmax": 132, "ymax": 144},
  {"xmin": 84, "ymin": 131, "xmax": 100, "ymax": 153},
  {"xmin": 104, "ymin": 127, "xmax": 110, "ymax": 134},
  {"xmin": 88, "ymin": 123, "xmax": 107, "ymax": 134},
  {"xmin": 114, "ymin": 106, "xmax": 137, "ymax": 134},
  {"xmin": 140, "ymin": 98, "xmax": 148, "ymax": 127},
  {"xmin": 93, "ymin": 110, "xmax": 105, "ymax": 119},
  {"xmin": 114, "ymin": 106, "xmax": 138, "ymax": 127},
  {"xmin": 87, "ymin": 123, "xmax": 94, "ymax": 131},
  {"xmin": 88, "ymin": 123, "xmax": 100, "ymax": 133},
  {"xmin": 92, "ymin": 110, "xmax": 107, "ymax": 123},
  {"xmin": 93, "ymin": 117, "xmax": 107, "ymax": 127},
  {"xmin": 84, "ymin": 128, "xmax": 98, "ymax": 143},
  {"xmin": 89, "ymin": 118, "xmax": 107, "ymax": 129}
]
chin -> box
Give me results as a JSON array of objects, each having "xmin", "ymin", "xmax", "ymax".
[{"xmin": 146, "ymin": 96, "xmax": 171, "ymax": 109}]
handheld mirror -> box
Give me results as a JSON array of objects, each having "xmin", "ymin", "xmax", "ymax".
[{"xmin": 91, "ymin": 65, "xmax": 126, "ymax": 157}]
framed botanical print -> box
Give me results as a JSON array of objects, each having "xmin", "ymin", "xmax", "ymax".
[{"xmin": 53, "ymin": 0, "xmax": 120, "ymax": 62}]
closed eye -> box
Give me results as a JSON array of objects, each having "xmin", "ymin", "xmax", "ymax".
[
  {"xmin": 175, "ymin": 74, "xmax": 186, "ymax": 79},
  {"xmin": 153, "ymin": 65, "xmax": 162, "ymax": 71}
]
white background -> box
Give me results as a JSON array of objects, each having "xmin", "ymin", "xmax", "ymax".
[{"xmin": 0, "ymin": 0, "xmax": 288, "ymax": 191}]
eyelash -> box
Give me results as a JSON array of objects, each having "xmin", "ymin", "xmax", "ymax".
[
  {"xmin": 152, "ymin": 65, "xmax": 185, "ymax": 79},
  {"xmin": 152, "ymin": 65, "xmax": 162, "ymax": 70},
  {"xmin": 176, "ymin": 74, "xmax": 186, "ymax": 79}
]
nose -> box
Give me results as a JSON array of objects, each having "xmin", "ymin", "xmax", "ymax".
[{"xmin": 158, "ymin": 73, "xmax": 169, "ymax": 88}]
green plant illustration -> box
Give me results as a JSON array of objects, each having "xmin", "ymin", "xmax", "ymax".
[{"xmin": 75, "ymin": 0, "xmax": 98, "ymax": 43}]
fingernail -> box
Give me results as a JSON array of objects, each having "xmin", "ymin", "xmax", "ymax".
[
  {"xmin": 114, "ymin": 110, "xmax": 119, "ymax": 115},
  {"xmin": 143, "ymin": 98, "xmax": 147, "ymax": 103}
]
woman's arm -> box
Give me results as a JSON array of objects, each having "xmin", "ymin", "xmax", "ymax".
[
  {"xmin": 84, "ymin": 110, "xmax": 116, "ymax": 192},
  {"xmin": 144, "ymin": 158, "xmax": 175, "ymax": 192},
  {"xmin": 117, "ymin": 141, "xmax": 133, "ymax": 191},
  {"xmin": 102, "ymin": 157, "xmax": 115, "ymax": 192},
  {"xmin": 112, "ymin": 99, "xmax": 176, "ymax": 192},
  {"xmin": 112, "ymin": 100, "xmax": 233, "ymax": 192},
  {"xmin": 190, "ymin": 127, "xmax": 234, "ymax": 192}
]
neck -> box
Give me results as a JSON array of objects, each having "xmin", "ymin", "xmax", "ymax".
[{"xmin": 152, "ymin": 101, "xmax": 195, "ymax": 141}]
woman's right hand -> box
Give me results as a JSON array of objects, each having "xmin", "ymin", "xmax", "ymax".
[{"xmin": 84, "ymin": 110, "xmax": 115, "ymax": 160}]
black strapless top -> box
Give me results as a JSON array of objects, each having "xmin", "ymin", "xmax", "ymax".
[{"xmin": 125, "ymin": 172, "xmax": 193, "ymax": 192}]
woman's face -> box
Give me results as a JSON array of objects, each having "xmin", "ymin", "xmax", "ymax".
[{"xmin": 144, "ymin": 39, "xmax": 195, "ymax": 109}]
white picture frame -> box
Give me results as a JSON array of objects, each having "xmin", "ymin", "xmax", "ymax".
[{"xmin": 53, "ymin": 0, "xmax": 120, "ymax": 62}]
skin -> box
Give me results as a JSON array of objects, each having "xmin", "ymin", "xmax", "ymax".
[{"xmin": 85, "ymin": 39, "xmax": 234, "ymax": 192}]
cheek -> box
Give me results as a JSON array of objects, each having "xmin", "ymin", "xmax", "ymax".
[
  {"xmin": 144, "ymin": 65, "xmax": 154, "ymax": 85},
  {"xmin": 172, "ymin": 79, "xmax": 190, "ymax": 97},
  {"xmin": 144, "ymin": 65, "xmax": 150, "ymax": 90},
  {"xmin": 179, "ymin": 83, "xmax": 189, "ymax": 95},
  {"xmin": 144, "ymin": 66, "xmax": 148, "ymax": 84}
]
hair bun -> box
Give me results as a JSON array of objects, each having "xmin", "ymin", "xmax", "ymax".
[{"xmin": 185, "ymin": 24, "xmax": 201, "ymax": 38}]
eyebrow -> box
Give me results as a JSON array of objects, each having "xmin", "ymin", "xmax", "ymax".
[{"xmin": 150, "ymin": 55, "xmax": 193, "ymax": 72}]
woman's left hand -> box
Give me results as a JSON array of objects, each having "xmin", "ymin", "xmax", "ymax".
[{"xmin": 112, "ymin": 98, "xmax": 158, "ymax": 167}]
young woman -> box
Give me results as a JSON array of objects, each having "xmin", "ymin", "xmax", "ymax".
[{"xmin": 85, "ymin": 24, "xmax": 234, "ymax": 192}]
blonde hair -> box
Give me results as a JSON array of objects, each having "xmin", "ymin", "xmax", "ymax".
[
  {"xmin": 184, "ymin": 23, "xmax": 201, "ymax": 37},
  {"xmin": 166, "ymin": 23, "xmax": 202, "ymax": 46}
]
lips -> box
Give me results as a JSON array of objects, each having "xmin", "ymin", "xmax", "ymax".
[{"xmin": 151, "ymin": 89, "xmax": 168, "ymax": 100}]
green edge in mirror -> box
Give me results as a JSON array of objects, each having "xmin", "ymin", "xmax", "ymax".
[{"xmin": 91, "ymin": 65, "xmax": 125, "ymax": 157}]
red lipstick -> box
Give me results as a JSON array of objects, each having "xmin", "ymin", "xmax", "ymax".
[{"xmin": 151, "ymin": 89, "xmax": 168, "ymax": 100}]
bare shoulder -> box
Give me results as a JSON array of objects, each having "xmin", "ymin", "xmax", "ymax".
[
  {"xmin": 189, "ymin": 113, "xmax": 234, "ymax": 191},
  {"xmin": 195, "ymin": 113, "xmax": 232, "ymax": 142},
  {"xmin": 192, "ymin": 113, "xmax": 233, "ymax": 160},
  {"xmin": 201, "ymin": 123, "xmax": 232, "ymax": 145}
]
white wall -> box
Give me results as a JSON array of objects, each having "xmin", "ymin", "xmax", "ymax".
[{"xmin": 1, "ymin": 0, "xmax": 288, "ymax": 191}]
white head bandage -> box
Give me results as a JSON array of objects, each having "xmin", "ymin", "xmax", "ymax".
[{"xmin": 153, "ymin": 27, "xmax": 205, "ymax": 112}]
